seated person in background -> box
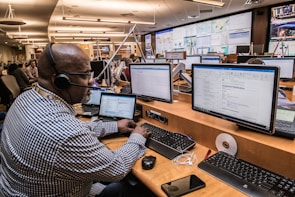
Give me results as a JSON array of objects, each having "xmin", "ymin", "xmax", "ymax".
[
  {"xmin": 0, "ymin": 43, "xmax": 154, "ymax": 197},
  {"xmin": 8, "ymin": 63, "xmax": 32, "ymax": 92},
  {"xmin": 246, "ymin": 57, "xmax": 295, "ymax": 106},
  {"xmin": 25, "ymin": 59, "xmax": 38, "ymax": 83}
]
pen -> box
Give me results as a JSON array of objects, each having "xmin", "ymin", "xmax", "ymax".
[{"xmin": 204, "ymin": 149, "xmax": 211, "ymax": 160}]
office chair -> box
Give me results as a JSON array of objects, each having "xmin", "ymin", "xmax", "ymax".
[{"xmin": 0, "ymin": 75, "xmax": 21, "ymax": 109}]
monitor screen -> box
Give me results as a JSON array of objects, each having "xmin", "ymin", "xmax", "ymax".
[
  {"xmin": 261, "ymin": 57, "xmax": 295, "ymax": 79},
  {"xmin": 179, "ymin": 55, "xmax": 201, "ymax": 70},
  {"xmin": 84, "ymin": 88, "xmax": 103, "ymax": 106},
  {"xmin": 129, "ymin": 63, "xmax": 173, "ymax": 103},
  {"xmin": 192, "ymin": 63, "xmax": 279, "ymax": 135},
  {"xmin": 201, "ymin": 55, "xmax": 221, "ymax": 64},
  {"xmin": 99, "ymin": 92, "xmax": 136, "ymax": 120}
]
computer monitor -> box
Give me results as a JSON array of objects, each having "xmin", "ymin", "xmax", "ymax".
[
  {"xmin": 99, "ymin": 92, "xmax": 136, "ymax": 120},
  {"xmin": 261, "ymin": 57, "xmax": 295, "ymax": 80},
  {"xmin": 129, "ymin": 63, "xmax": 173, "ymax": 103},
  {"xmin": 201, "ymin": 55, "xmax": 221, "ymax": 64},
  {"xmin": 90, "ymin": 61, "xmax": 111, "ymax": 85},
  {"xmin": 179, "ymin": 55, "xmax": 201, "ymax": 70},
  {"xmin": 192, "ymin": 63, "xmax": 280, "ymax": 135},
  {"xmin": 236, "ymin": 45, "xmax": 250, "ymax": 54}
]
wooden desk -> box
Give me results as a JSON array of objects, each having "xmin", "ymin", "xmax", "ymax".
[
  {"xmin": 102, "ymin": 133, "xmax": 247, "ymax": 197},
  {"xmin": 137, "ymin": 99, "xmax": 295, "ymax": 180}
]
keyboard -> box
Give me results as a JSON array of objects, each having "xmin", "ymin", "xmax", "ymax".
[
  {"xmin": 141, "ymin": 122, "xmax": 196, "ymax": 160},
  {"xmin": 198, "ymin": 151, "xmax": 295, "ymax": 197},
  {"xmin": 81, "ymin": 105, "xmax": 100, "ymax": 116}
]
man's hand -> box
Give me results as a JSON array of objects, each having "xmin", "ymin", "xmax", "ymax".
[{"xmin": 117, "ymin": 119, "xmax": 151, "ymax": 138}]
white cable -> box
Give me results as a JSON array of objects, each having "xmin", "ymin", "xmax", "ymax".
[{"xmin": 172, "ymin": 151, "xmax": 197, "ymax": 166}]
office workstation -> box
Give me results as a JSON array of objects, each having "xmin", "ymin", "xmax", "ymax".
[{"xmin": 1, "ymin": 0, "xmax": 295, "ymax": 196}]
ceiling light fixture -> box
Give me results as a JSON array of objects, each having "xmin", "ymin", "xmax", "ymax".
[
  {"xmin": 244, "ymin": 0, "xmax": 264, "ymax": 5},
  {"xmin": 0, "ymin": 3, "xmax": 26, "ymax": 25},
  {"xmin": 185, "ymin": 0, "xmax": 224, "ymax": 7},
  {"xmin": 62, "ymin": 17, "xmax": 155, "ymax": 25}
]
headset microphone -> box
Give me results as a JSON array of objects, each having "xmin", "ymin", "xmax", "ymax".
[{"xmin": 69, "ymin": 82, "xmax": 98, "ymax": 89}]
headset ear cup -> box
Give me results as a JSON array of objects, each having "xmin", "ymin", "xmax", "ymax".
[{"xmin": 54, "ymin": 73, "xmax": 71, "ymax": 89}]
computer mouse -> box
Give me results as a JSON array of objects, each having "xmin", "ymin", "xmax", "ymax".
[{"xmin": 142, "ymin": 156, "xmax": 156, "ymax": 170}]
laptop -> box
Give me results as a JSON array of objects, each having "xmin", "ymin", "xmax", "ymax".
[
  {"xmin": 275, "ymin": 105, "xmax": 295, "ymax": 139},
  {"xmin": 80, "ymin": 88, "xmax": 104, "ymax": 117},
  {"xmin": 98, "ymin": 92, "xmax": 137, "ymax": 121}
]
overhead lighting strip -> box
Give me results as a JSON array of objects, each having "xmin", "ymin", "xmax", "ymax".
[
  {"xmin": 185, "ymin": 0, "xmax": 225, "ymax": 7},
  {"xmin": 62, "ymin": 17, "xmax": 155, "ymax": 25}
]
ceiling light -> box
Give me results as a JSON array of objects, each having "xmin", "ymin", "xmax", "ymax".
[
  {"xmin": 62, "ymin": 17, "xmax": 99, "ymax": 22},
  {"xmin": 63, "ymin": 17, "xmax": 155, "ymax": 25},
  {"xmin": 245, "ymin": 0, "xmax": 263, "ymax": 4},
  {"xmin": 185, "ymin": 0, "xmax": 224, "ymax": 7},
  {"xmin": 0, "ymin": 3, "xmax": 26, "ymax": 25}
]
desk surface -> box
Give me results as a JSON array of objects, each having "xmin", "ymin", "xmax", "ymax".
[{"xmin": 102, "ymin": 134, "xmax": 247, "ymax": 197}]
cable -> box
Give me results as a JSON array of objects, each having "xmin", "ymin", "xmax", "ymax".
[{"xmin": 172, "ymin": 150, "xmax": 197, "ymax": 166}]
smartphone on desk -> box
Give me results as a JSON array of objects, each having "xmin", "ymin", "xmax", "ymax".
[{"xmin": 161, "ymin": 174, "xmax": 206, "ymax": 197}]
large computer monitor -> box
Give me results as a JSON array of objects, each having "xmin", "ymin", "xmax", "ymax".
[
  {"xmin": 201, "ymin": 55, "xmax": 221, "ymax": 64},
  {"xmin": 129, "ymin": 63, "xmax": 173, "ymax": 103},
  {"xmin": 261, "ymin": 57, "xmax": 295, "ymax": 80},
  {"xmin": 192, "ymin": 63, "xmax": 280, "ymax": 135}
]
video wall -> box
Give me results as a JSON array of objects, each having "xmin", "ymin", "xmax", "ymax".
[
  {"xmin": 154, "ymin": 11, "xmax": 252, "ymax": 56},
  {"xmin": 268, "ymin": 3, "xmax": 295, "ymax": 56}
]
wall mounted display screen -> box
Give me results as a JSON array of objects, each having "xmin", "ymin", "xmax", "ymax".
[
  {"xmin": 269, "ymin": 3, "xmax": 295, "ymax": 56},
  {"xmin": 129, "ymin": 63, "xmax": 173, "ymax": 103},
  {"xmin": 155, "ymin": 11, "xmax": 252, "ymax": 56},
  {"xmin": 192, "ymin": 63, "xmax": 279, "ymax": 135}
]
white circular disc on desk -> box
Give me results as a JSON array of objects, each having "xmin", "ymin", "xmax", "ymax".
[{"xmin": 215, "ymin": 133, "xmax": 238, "ymax": 156}]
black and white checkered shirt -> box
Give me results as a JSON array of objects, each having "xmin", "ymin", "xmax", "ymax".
[{"xmin": 0, "ymin": 85, "xmax": 146, "ymax": 196}]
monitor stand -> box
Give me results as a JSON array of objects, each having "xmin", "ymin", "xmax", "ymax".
[{"xmin": 138, "ymin": 96, "xmax": 154, "ymax": 102}]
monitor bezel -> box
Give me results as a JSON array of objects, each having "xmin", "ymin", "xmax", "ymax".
[
  {"xmin": 191, "ymin": 63, "xmax": 280, "ymax": 135},
  {"xmin": 129, "ymin": 63, "xmax": 174, "ymax": 103}
]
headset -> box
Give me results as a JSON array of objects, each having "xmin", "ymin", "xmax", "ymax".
[{"xmin": 45, "ymin": 42, "xmax": 95, "ymax": 89}]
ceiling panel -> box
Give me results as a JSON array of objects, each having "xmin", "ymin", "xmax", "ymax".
[{"xmin": 0, "ymin": 0, "xmax": 293, "ymax": 47}]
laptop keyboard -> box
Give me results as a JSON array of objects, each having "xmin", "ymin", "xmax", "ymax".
[
  {"xmin": 276, "ymin": 120, "xmax": 293, "ymax": 132},
  {"xmin": 82, "ymin": 105, "xmax": 100, "ymax": 116}
]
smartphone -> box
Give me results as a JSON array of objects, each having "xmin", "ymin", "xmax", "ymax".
[{"xmin": 161, "ymin": 174, "xmax": 206, "ymax": 197}]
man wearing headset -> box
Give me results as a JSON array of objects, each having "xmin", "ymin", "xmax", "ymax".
[{"xmin": 0, "ymin": 43, "xmax": 153, "ymax": 197}]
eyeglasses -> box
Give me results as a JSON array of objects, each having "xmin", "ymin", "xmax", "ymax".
[{"xmin": 64, "ymin": 70, "xmax": 94, "ymax": 81}]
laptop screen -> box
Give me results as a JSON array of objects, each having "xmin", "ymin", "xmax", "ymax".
[
  {"xmin": 84, "ymin": 88, "xmax": 103, "ymax": 106},
  {"xmin": 99, "ymin": 92, "xmax": 136, "ymax": 120}
]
